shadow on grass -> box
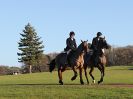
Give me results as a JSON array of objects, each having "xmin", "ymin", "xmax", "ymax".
[
  {"xmin": 0, "ymin": 83, "xmax": 133, "ymax": 88},
  {"xmin": 0, "ymin": 83, "xmax": 83, "ymax": 86},
  {"xmin": 128, "ymin": 68, "xmax": 133, "ymax": 70}
]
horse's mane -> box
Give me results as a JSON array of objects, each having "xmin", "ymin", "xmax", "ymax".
[
  {"xmin": 75, "ymin": 42, "xmax": 84, "ymax": 54},
  {"xmin": 77, "ymin": 42, "xmax": 83, "ymax": 49}
]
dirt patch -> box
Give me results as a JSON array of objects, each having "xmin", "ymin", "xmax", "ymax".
[{"xmin": 101, "ymin": 83, "xmax": 133, "ymax": 88}]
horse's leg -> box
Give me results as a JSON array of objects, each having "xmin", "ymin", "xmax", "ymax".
[
  {"xmin": 101, "ymin": 64, "xmax": 105, "ymax": 83},
  {"xmin": 97, "ymin": 64, "xmax": 104, "ymax": 84},
  {"xmin": 102, "ymin": 65, "xmax": 105, "ymax": 78},
  {"xmin": 58, "ymin": 68, "xmax": 63, "ymax": 85},
  {"xmin": 71, "ymin": 66, "xmax": 78, "ymax": 81},
  {"xmin": 84, "ymin": 65, "xmax": 89, "ymax": 84},
  {"xmin": 61, "ymin": 65, "xmax": 66, "ymax": 72},
  {"xmin": 79, "ymin": 67, "xmax": 84, "ymax": 85},
  {"xmin": 100, "ymin": 55, "xmax": 106, "ymax": 84},
  {"xmin": 89, "ymin": 67, "xmax": 95, "ymax": 84}
]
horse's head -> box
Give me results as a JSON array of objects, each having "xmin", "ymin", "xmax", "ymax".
[
  {"xmin": 99, "ymin": 37, "xmax": 111, "ymax": 49},
  {"xmin": 81, "ymin": 40, "xmax": 89, "ymax": 53}
]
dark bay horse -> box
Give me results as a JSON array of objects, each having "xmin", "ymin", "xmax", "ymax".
[
  {"xmin": 84, "ymin": 37, "xmax": 110, "ymax": 84},
  {"xmin": 49, "ymin": 40, "xmax": 89, "ymax": 85}
]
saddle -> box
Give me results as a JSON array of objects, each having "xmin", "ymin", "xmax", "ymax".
[{"xmin": 61, "ymin": 49, "xmax": 76, "ymax": 67}]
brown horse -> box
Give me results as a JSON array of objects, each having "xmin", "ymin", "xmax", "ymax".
[
  {"xmin": 84, "ymin": 37, "xmax": 110, "ymax": 84},
  {"xmin": 49, "ymin": 40, "xmax": 89, "ymax": 85}
]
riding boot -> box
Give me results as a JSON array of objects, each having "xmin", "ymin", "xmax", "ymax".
[{"xmin": 64, "ymin": 53, "xmax": 68, "ymax": 65}]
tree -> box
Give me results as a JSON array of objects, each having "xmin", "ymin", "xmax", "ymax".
[
  {"xmin": 105, "ymin": 46, "xmax": 133, "ymax": 66},
  {"xmin": 18, "ymin": 23, "xmax": 44, "ymax": 73}
]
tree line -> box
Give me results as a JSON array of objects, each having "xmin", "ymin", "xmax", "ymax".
[
  {"xmin": 106, "ymin": 46, "xmax": 133, "ymax": 66},
  {"xmin": 0, "ymin": 53, "xmax": 57, "ymax": 75}
]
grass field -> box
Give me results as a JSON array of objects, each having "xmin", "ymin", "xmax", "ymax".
[{"xmin": 0, "ymin": 66, "xmax": 133, "ymax": 99}]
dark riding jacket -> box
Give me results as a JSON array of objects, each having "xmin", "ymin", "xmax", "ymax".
[
  {"xmin": 91, "ymin": 37, "xmax": 100, "ymax": 51},
  {"xmin": 64, "ymin": 37, "xmax": 77, "ymax": 51}
]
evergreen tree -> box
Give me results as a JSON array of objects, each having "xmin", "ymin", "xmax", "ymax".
[{"xmin": 18, "ymin": 23, "xmax": 44, "ymax": 73}]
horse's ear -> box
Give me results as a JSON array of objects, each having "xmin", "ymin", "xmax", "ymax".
[
  {"xmin": 81, "ymin": 40, "xmax": 83, "ymax": 43},
  {"xmin": 86, "ymin": 40, "xmax": 88, "ymax": 42},
  {"xmin": 103, "ymin": 36, "xmax": 105, "ymax": 39}
]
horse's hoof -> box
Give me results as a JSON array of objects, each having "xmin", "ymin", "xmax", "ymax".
[
  {"xmin": 93, "ymin": 80, "xmax": 96, "ymax": 84},
  {"xmin": 80, "ymin": 81, "xmax": 84, "ymax": 85},
  {"xmin": 98, "ymin": 81, "xmax": 102, "ymax": 84},
  {"xmin": 59, "ymin": 80, "xmax": 63, "ymax": 85},
  {"xmin": 71, "ymin": 76, "xmax": 77, "ymax": 81},
  {"xmin": 60, "ymin": 83, "xmax": 63, "ymax": 85},
  {"xmin": 71, "ymin": 77, "xmax": 75, "ymax": 81}
]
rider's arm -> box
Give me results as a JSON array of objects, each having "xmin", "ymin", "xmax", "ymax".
[
  {"xmin": 92, "ymin": 38, "xmax": 96, "ymax": 45},
  {"xmin": 92, "ymin": 38, "xmax": 97, "ymax": 50}
]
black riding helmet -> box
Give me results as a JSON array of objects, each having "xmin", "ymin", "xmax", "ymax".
[
  {"xmin": 69, "ymin": 31, "xmax": 75, "ymax": 37},
  {"xmin": 97, "ymin": 32, "xmax": 102, "ymax": 37}
]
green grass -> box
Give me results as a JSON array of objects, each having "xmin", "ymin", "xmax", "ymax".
[{"xmin": 0, "ymin": 66, "xmax": 132, "ymax": 99}]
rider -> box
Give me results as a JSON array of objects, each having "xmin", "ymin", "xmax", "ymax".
[
  {"xmin": 64, "ymin": 31, "xmax": 77, "ymax": 54},
  {"xmin": 91, "ymin": 32, "xmax": 104, "ymax": 65},
  {"xmin": 64, "ymin": 31, "xmax": 77, "ymax": 64}
]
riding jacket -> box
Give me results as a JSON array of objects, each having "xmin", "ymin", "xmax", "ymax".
[{"xmin": 64, "ymin": 37, "xmax": 77, "ymax": 52}]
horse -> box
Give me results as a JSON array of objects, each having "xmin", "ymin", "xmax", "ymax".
[
  {"xmin": 84, "ymin": 37, "xmax": 110, "ymax": 84},
  {"xmin": 49, "ymin": 40, "xmax": 89, "ymax": 85}
]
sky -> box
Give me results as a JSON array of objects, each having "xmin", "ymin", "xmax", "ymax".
[{"xmin": 0, "ymin": 0, "xmax": 133, "ymax": 66}]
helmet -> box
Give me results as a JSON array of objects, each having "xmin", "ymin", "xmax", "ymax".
[
  {"xmin": 97, "ymin": 32, "xmax": 102, "ymax": 37},
  {"xmin": 69, "ymin": 31, "xmax": 75, "ymax": 36}
]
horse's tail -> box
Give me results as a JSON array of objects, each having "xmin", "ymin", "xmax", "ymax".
[{"xmin": 48, "ymin": 59, "xmax": 56, "ymax": 73}]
